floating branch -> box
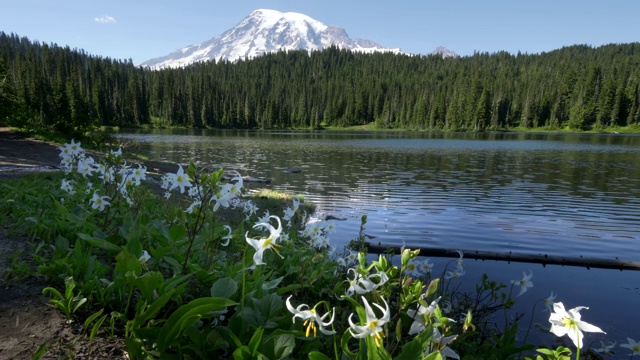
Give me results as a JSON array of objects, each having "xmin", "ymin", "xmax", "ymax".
[{"xmin": 364, "ymin": 242, "xmax": 640, "ymax": 271}]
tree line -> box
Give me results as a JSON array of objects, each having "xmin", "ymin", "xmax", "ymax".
[{"xmin": 1, "ymin": 31, "xmax": 639, "ymax": 137}]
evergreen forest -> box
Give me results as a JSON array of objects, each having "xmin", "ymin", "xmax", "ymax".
[{"xmin": 1, "ymin": 31, "xmax": 639, "ymax": 137}]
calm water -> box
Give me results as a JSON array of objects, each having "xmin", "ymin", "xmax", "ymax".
[
  {"xmin": 118, "ymin": 129, "xmax": 640, "ymax": 346},
  {"xmin": 118, "ymin": 129, "xmax": 640, "ymax": 261}
]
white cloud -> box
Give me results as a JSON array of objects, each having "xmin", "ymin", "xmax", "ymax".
[{"xmin": 94, "ymin": 15, "xmax": 117, "ymax": 24}]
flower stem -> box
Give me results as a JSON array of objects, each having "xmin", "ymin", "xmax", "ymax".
[{"xmin": 240, "ymin": 244, "xmax": 248, "ymax": 336}]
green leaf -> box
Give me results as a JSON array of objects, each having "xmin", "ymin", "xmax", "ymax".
[
  {"xmin": 248, "ymin": 327, "xmax": 264, "ymax": 355},
  {"xmin": 132, "ymin": 288, "xmax": 176, "ymax": 329},
  {"xmin": 163, "ymin": 256, "xmax": 183, "ymax": 275},
  {"xmin": 78, "ymin": 233, "xmax": 121, "ymax": 253},
  {"xmin": 266, "ymin": 333, "xmax": 295, "ymax": 360},
  {"xmin": 308, "ymin": 351, "xmax": 331, "ymax": 360},
  {"xmin": 42, "ymin": 286, "xmax": 63, "ymax": 300},
  {"xmin": 232, "ymin": 346, "xmax": 252, "ymax": 360},
  {"xmin": 365, "ymin": 335, "xmax": 392, "ymax": 360},
  {"xmin": 52, "ymin": 197, "xmax": 69, "ymax": 216},
  {"xmin": 157, "ymin": 297, "xmax": 237, "ymax": 352},
  {"xmin": 424, "ymin": 351, "xmax": 444, "ymax": 360},
  {"xmin": 89, "ymin": 315, "xmax": 107, "ymax": 342},
  {"xmin": 396, "ymin": 327, "xmax": 434, "ymax": 360},
  {"xmin": 169, "ymin": 225, "xmax": 187, "ymax": 242},
  {"xmin": 31, "ymin": 343, "xmax": 48, "ymax": 360},
  {"xmin": 210, "ymin": 277, "xmax": 238, "ymax": 299},
  {"xmin": 261, "ymin": 276, "xmax": 284, "ymax": 291},
  {"xmin": 83, "ymin": 308, "xmax": 105, "ymax": 331},
  {"xmin": 72, "ymin": 296, "xmax": 87, "ymax": 313},
  {"xmin": 340, "ymin": 330, "xmax": 358, "ymax": 358},
  {"xmin": 54, "ymin": 235, "xmax": 69, "ymax": 251},
  {"xmin": 134, "ymin": 271, "xmax": 164, "ymax": 302}
]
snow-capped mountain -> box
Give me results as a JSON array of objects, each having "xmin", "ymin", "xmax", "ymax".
[
  {"xmin": 140, "ymin": 9, "xmax": 402, "ymax": 69},
  {"xmin": 430, "ymin": 46, "xmax": 458, "ymax": 58}
]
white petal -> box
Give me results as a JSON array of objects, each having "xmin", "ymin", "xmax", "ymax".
[{"xmin": 577, "ymin": 320, "xmax": 604, "ymax": 334}]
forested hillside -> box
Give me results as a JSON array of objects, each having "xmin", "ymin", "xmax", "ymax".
[{"xmin": 1, "ymin": 31, "xmax": 639, "ymax": 137}]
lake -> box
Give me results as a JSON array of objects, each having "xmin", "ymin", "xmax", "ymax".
[{"xmin": 117, "ymin": 129, "xmax": 640, "ymax": 348}]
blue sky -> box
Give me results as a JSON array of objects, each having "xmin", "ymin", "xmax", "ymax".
[{"xmin": 1, "ymin": 1, "xmax": 638, "ymax": 65}]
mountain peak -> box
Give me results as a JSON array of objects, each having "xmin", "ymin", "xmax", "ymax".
[
  {"xmin": 140, "ymin": 9, "xmax": 401, "ymax": 69},
  {"xmin": 431, "ymin": 46, "xmax": 459, "ymax": 58}
]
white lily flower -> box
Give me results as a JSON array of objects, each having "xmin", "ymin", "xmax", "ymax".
[
  {"xmin": 345, "ymin": 268, "xmax": 376, "ymax": 296},
  {"xmin": 594, "ymin": 341, "xmax": 616, "ymax": 356},
  {"xmin": 132, "ymin": 164, "xmax": 146, "ymax": 185},
  {"xmin": 167, "ymin": 164, "xmax": 192, "ymax": 193},
  {"xmin": 348, "ymin": 297, "xmax": 390, "ymax": 347},
  {"xmin": 283, "ymin": 206, "xmax": 296, "ymax": 223},
  {"xmin": 212, "ymin": 189, "xmax": 234, "ymax": 211},
  {"xmin": 418, "ymin": 259, "xmax": 433, "ymax": 274},
  {"xmin": 90, "ymin": 191, "xmax": 111, "ymax": 212},
  {"xmin": 244, "ymin": 200, "xmax": 258, "ymax": 217},
  {"xmin": 59, "ymin": 139, "xmax": 83, "ymax": 157},
  {"xmin": 543, "ymin": 291, "xmax": 557, "ymax": 312},
  {"xmin": 61, "ymin": 179, "xmax": 76, "ymax": 195},
  {"xmin": 100, "ymin": 167, "xmax": 115, "ymax": 184},
  {"xmin": 511, "ymin": 270, "xmax": 533, "ymax": 297},
  {"xmin": 405, "ymin": 259, "xmax": 421, "ymax": 277},
  {"xmin": 440, "ymin": 301, "xmax": 452, "ymax": 314},
  {"xmin": 257, "ymin": 210, "xmax": 271, "ymax": 225},
  {"xmin": 220, "ymin": 225, "xmax": 233, "ymax": 246},
  {"xmin": 110, "ymin": 147, "xmax": 122, "ymax": 157},
  {"xmin": 408, "ymin": 297, "xmax": 441, "ymax": 335},
  {"xmin": 548, "ymin": 302, "xmax": 605, "ymax": 349},
  {"xmin": 184, "ymin": 199, "xmax": 201, "ymax": 214},
  {"xmin": 160, "ymin": 174, "xmax": 172, "ymax": 190},
  {"xmin": 291, "ymin": 196, "xmax": 300, "ymax": 211},
  {"xmin": 245, "ymin": 216, "xmax": 283, "ymax": 267},
  {"xmin": 85, "ymin": 181, "xmax": 93, "ymax": 194},
  {"xmin": 345, "ymin": 250, "xmax": 358, "ymax": 264},
  {"xmin": 77, "ymin": 157, "xmax": 95, "ymax": 177},
  {"xmin": 445, "ymin": 265, "xmax": 465, "ymax": 279},
  {"xmin": 139, "ymin": 250, "xmax": 151, "ymax": 263},
  {"xmin": 455, "ymin": 250, "xmax": 464, "ymax": 268},
  {"xmin": 621, "ymin": 338, "xmax": 640, "ymax": 355},
  {"xmin": 187, "ymin": 184, "xmax": 200, "ymax": 198},
  {"xmin": 427, "ymin": 327, "xmax": 460, "ymax": 360},
  {"xmin": 285, "ymin": 296, "xmax": 336, "ymax": 337}
]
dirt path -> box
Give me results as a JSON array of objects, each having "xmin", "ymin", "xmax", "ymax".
[{"xmin": 0, "ymin": 128, "xmax": 129, "ymax": 359}]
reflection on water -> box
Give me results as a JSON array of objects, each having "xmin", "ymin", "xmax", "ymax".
[
  {"xmin": 119, "ymin": 129, "xmax": 640, "ymax": 262},
  {"xmin": 118, "ymin": 129, "xmax": 640, "ymax": 346}
]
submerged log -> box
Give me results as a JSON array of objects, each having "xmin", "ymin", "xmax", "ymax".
[{"xmin": 364, "ymin": 242, "xmax": 640, "ymax": 271}]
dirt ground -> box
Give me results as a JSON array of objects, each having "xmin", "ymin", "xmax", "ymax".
[{"xmin": 0, "ymin": 128, "xmax": 129, "ymax": 359}]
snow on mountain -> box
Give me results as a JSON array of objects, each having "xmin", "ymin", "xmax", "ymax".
[
  {"xmin": 430, "ymin": 46, "xmax": 459, "ymax": 58},
  {"xmin": 140, "ymin": 9, "xmax": 402, "ymax": 69}
]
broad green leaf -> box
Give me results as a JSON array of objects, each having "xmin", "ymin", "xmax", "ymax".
[
  {"xmin": 265, "ymin": 333, "xmax": 295, "ymax": 360},
  {"xmin": 210, "ymin": 277, "xmax": 238, "ymax": 299},
  {"xmin": 157, "ymin": 297, "xmax": 237, "ymax": 352},
  {"xmin": 424, "ymin": 351, "xmax": 444, "ymax": 360},
  {"xmin": 169, "ymin": 225, "xmax": 187, "ymax": 242},
  {"xmin": 232, "ymin": 346, "xmax": 252, "ymax": 360},
  {"xmin": 261, "ymin": 276, "xmax": 284, "ymax": 291},
  {"xmin": 132, "ymin": 288, "xmax": 175, "ymax": 328},
  {"xmin": 395, "ymin": 327, "xmax": 434, "ymax": 360},
  {"xmin": 308, "ymin": 351, "xmax": 331, "ymax": 360},
  {"xmin": 78, "ymin": 233, "xmax": 121, "ymax": 253},
  {"xmin": 134, "ymin": 271, "xmax": 164, "ymax": 302}
]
